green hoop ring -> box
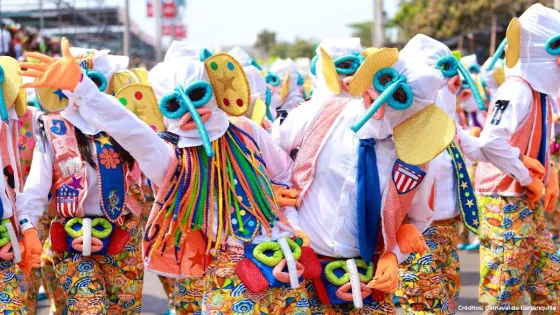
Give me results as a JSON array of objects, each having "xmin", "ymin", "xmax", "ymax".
[
  {"xmin": 254, "ymin": 241, "xmax": 283, "ymax": 267},
  {"xmin": 355, "ymin": 259, "xmax": 374, "ymax": 283},
  {"xmin": 65, "ymin": 218, "xmax": 84, "ymax": 238},
  {"xmin": 286, "ymin": 238, "xmax": 302, "ymax": 260},
  {"xmin": 0, "ymin": 225, "xmax": 9, "ymax": 247},
  {"xmin": 91, "ymin": 218, "xmax": 113, "ymax": 239},
  {"xmin": 324, "ymin": 260, "xmax": 350, "ymax": 286}
]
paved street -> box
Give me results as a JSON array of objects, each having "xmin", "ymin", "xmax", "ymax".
[{"xmin": 37, "ymin": 250, "xmax": 485, "ymax": 314}]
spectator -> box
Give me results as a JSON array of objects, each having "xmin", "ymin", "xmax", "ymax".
[{"xmin": 0, "ymin": 23, "xmax": 13, "ymax": 56}]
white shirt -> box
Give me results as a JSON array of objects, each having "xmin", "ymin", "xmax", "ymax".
[
  {"xmin": 275, "ymin": 97, "xmax": 435, "ymax": 263},
  {"xmin": 52, "ymin": 76, "xmax": 299, "ymax": 243},
  {"xmin": 433, "ymin": 125, "xmax": 489, "ymax": 221},
  {"xmin": 479, "ymin": 79, "xmax": 549, "ymax": 187}
]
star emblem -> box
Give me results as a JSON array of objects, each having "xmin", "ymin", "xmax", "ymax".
[
  {"xmin": 466, "ymin": 199, "xmax": 474, "ymax": 207},
  {"xmin": 69, "ymin": 175, "xmax": 83, "ymax": 190},
  {"xmin": 473, "ymin": 219, "xmax": 479, "ymax": 226},
  {"xmin": 217, "ymin": 76, "xmax": 236, "ymax": 92},
  {"xmin": 457, "ymin": 162, "xmax": 463, "ymax": 170},
  {"xmin": 53, "ymin": 89, "xmax": 68, "ymax": 102},
  {"xmin": 96, "ymin": 134, "xmax": 112, "ymax": 147},
  {"xmin": 186, "ymin": 244, "xmax": 207, "ymax": 273},
  {"xmin": 460, "ymin": 181, "xmax": 468, "ymax": 189}
]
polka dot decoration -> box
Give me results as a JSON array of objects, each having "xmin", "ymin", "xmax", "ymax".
[
  {"xmin": 204, "ymin": 53, "xmax": 250, "ymax": 116},
  {"xmin": 114, "ymin": 84, "xmax": 166, "ymax": 132}
]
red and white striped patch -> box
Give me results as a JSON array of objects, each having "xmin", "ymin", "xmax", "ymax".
[
  {"xmin": 56, "ymin": 184, "xmax": 79, "ymax": 217},
  {"xmin": 392, "ymin": 159, "xmax": 426, "ymax": 195}
]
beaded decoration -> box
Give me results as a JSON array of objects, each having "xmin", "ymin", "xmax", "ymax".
[{"xmin": 147, "ymin": 124, "xmax": 281, "ymax": 257}]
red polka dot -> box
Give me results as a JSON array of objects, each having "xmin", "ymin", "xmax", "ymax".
[
  {"xmin": 223, "ymin": 98, "xmax": 230, "ymax": 106},
  {"xmin": 135, "ymin": 91, "xmax": 143, "ymax": 100},
  {"xmin": 236, "ymin": 99, "xmax": 244, "ymax": 107}
]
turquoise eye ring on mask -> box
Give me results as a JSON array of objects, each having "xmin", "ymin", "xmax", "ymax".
[
  {"xmin": 266, "ymin": 73, "xmax": 281, "ymax": 87},
  {"xmin": 334, "ymin": 53, "xmax": 364, "ymax": 75},
  {"xmin": 159, "ymin": 81, "xmax": 215, "ymax": 157},
  {"xmin": 435, "ymin": 56, "xmax": 486, "ymax": 111},
  {"xmin": 86, "ymin": 70, "xmax": 108, "ymax": 92},
  {"xmin": 350, "ymin": 67, "xmax": 413, "ymax": 132},
  {"xmin": 545, "ymin": 34, "xmax": 560, "ymax": 56}
]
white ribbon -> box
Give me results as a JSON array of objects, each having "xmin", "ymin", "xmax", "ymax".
[
  {"xmin": 82, "ymin": 218, "xmax": 92, "ymax": 257},
  {"xmin": 346, "ymin": 258, "xmax": 363, "ymax": 309},
  {"xmin": 277, "ymin": 237, "xmax": 300, "ymax": 289},
  {"xmin": 4, "ymin": 221, "xmax": 21, "ymax": 263}
]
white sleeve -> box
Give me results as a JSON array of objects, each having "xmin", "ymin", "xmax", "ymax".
[
  {"xmin": 455, "ymin": 125, "xmax": 490, "ymax": 163},
  {"xmin": 478, "ymin": 81, "xmax": 533, "ymax": 186},
  {"xmin": 272, "ymin": 98, "xmax": 322, "ymax": 155},
  {"xmin": 249, "ymin": 120, "xmax": 301, "ymax": 230},
  {"xmin": 17, "ymin": 136, "xmax": 53, "ymax": 229},
  {"xmin": 63, "ymin": 77, "xmax": 171, "ymax": 186}
]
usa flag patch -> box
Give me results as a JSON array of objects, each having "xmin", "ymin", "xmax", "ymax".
[{"xmin": 392, "ymin": 159, "xmax": 426, "ymax": 195}]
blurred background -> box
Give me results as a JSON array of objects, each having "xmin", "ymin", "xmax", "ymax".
[{"xmin": 1, "ymin": 0, "xmax": 557, "ymax": 71}]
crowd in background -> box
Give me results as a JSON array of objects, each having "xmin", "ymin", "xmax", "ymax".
[{"xmin": 0, "ymin": 20, "xmax": 61, "ymax": 60}]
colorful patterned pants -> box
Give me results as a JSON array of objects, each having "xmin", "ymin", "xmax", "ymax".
[
  {"xmin": 478, "ymin": 195, "xmax": 560, "ymax": 313},
  {"xmin": 396, "ymin": 217, "xmax": 461, "ymax": 315},
  {"xmin": 174, "ymin": 244, "xmax": 311, "ymax": 315},
  {"xmin": 52, "ymin": 215, "xmax": 144, "ymax": 315},
  {"xmin": 305, "ymin": 280, "xmax": 395, "ymax": 315},
  {"xmin": 0, "ymin": 260, "xmax": 27, "ymax": 314}
]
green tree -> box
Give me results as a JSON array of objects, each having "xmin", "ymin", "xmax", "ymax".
[
  {"xmin": 392, "ymin": 0, "xmax": 553, "ymax": 41},
  {"xmin": 270, "ymin": 42, "xmax": 290, "ymax": 59},
  {"xmin": 255, "ymin": 30, "xmax": 277, "ymax": 55},
  {"xmin": 288, "ymin": 38, "xmax": 316, "ymax": 58},
  {"xmin": 348, "ymin": 22, "xmax": 373, "ymax": 47}
]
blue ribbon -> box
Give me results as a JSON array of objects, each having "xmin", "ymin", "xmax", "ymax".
[{"xmin": 356, "ymin": 138, "xmax": 382, "ymax": 263}]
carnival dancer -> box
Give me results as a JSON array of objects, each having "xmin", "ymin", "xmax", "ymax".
[
  {"xmin": 394, "ymin": 34, "xmax": 521, "ymax": 314},
  {"xmin": 16, "ymin": 41, "xmax": 145, "ymax": 314},
  {"xmin": 0, "ymin": 56, "xmax": 40, "ymax": 314},
  {"xmin": 274, "ymin": 37, "xmax": 460, "ymax": 313},
  {"xmin": 267, "ymin": 58, "xmax": 304, "ymax": 122},
  {"xmin": 20, "ymin": 38, "xmax": 310, "ymax": 314},
  {"xmin": 475, "ymin": 4, "xmax": 560, "ymax": 310}
]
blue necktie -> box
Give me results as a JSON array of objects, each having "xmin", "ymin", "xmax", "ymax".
[{"xmin": 356, "ymin": 138, "xmax": 382, "ymax": 263}]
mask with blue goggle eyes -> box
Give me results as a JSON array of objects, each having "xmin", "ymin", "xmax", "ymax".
[
  {"xmin": 156, "ymin": 53, "xmax": 251, "ymax": 158},
  {"xmin": 333, "ymin": 53, "xmax": 364, "ymax": 76},
  {"xmin": 84, "ymin": 69, "xmax": 108, "ymax": 92},
  {"xmin": 266, "ymin": 73, "xmax": 282, "ymax": 87},
  {"xmin": 160, "ymin": 81, "xmax": 215, "ymax": 156},
  {"xmin": 435, "ymin": 55, "xmax": 486, "ymax": 110}
]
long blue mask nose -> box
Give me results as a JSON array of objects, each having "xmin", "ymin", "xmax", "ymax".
[
  {"xmin": 436, "ymin": 56, "xmax": 486, "ymax": 110},
  {"xmin": 159, "ymin": 81, "xmax": 215, "ymax": 157}
]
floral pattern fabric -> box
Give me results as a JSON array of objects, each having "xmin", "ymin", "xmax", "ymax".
[
  {"xmin": 396, "ymin": 218, "xmax": 461, "ymax": 315},
  {"xmin": 174, "ymin": 244, "xmax": 311, "ymax": 315},
  {"xmin": 52, "ymin": 215, "xmax": 144, "ymax": 315},
  {"xmin": 0, "ymin": 260, "xmax": 27, "ymax": 314},
  {"xmin": 478, "ymin": 195, "xmax": 560, "ymax": 312}
]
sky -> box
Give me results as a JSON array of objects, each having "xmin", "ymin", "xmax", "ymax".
[{"xmin": 107, "ymin": 0, "xmax": 399, "ymax": 48}]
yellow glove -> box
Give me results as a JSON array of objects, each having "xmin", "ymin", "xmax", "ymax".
[
  {"xmin": 19, "ymin": 37, "xmax": 82, "ymax": 91},
  {"xmin": 367, "ymin": 252, "xmax": 398, "ymax": 293},
  {"xmin": 544, "ymin": 168, "xmax": 559, "ymax": 213},
  {"xmin": 396, "ymin": 223, "xmax": 428, "ymax": 255},
  {"xmin": 273, "ymin": 185, "xmax": 300, "ymax": 207},
  {"xmin": 526, "ymin": 177, "xmax": 545, "ymax": 209}
]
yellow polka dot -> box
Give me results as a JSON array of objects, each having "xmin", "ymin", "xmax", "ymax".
[
  {"xmin": 20, "ymin": 128, "xmax": 26, "ymax": 135},
  {"xmin": 237, "ymin": 196, "xmax": 243, "ymax": 202},
  {"xmin": 240, "ymin": 210, "xmax": 246, "ymax": 216}
]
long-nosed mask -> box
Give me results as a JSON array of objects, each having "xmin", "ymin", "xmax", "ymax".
[
  {"xmin": 488, "ymin": 4, "xmax": 560, "ymax": 95},
  {"xmin": 312, "ymin": 37, "xmax": 364, "ymax": 99},
  {"xmin": 347, "ymin": 47, "xmax": 457, "ymax": 165},
  {"xmin": 399, "ymin": 34, "xmax": 487, "ymax": 119},
  {"xmin": 149, "ymin": 53, "xmax": 250, "ymax": 157}
]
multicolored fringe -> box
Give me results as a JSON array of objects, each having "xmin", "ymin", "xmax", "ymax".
[{"xmin": 149, "ymin": 126, "xmax": 280, "ymax": 257}]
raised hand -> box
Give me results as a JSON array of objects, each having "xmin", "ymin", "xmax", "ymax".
[{"xmin": 19, "ymin": 37, "xmax": 82, "ymax": 91}]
